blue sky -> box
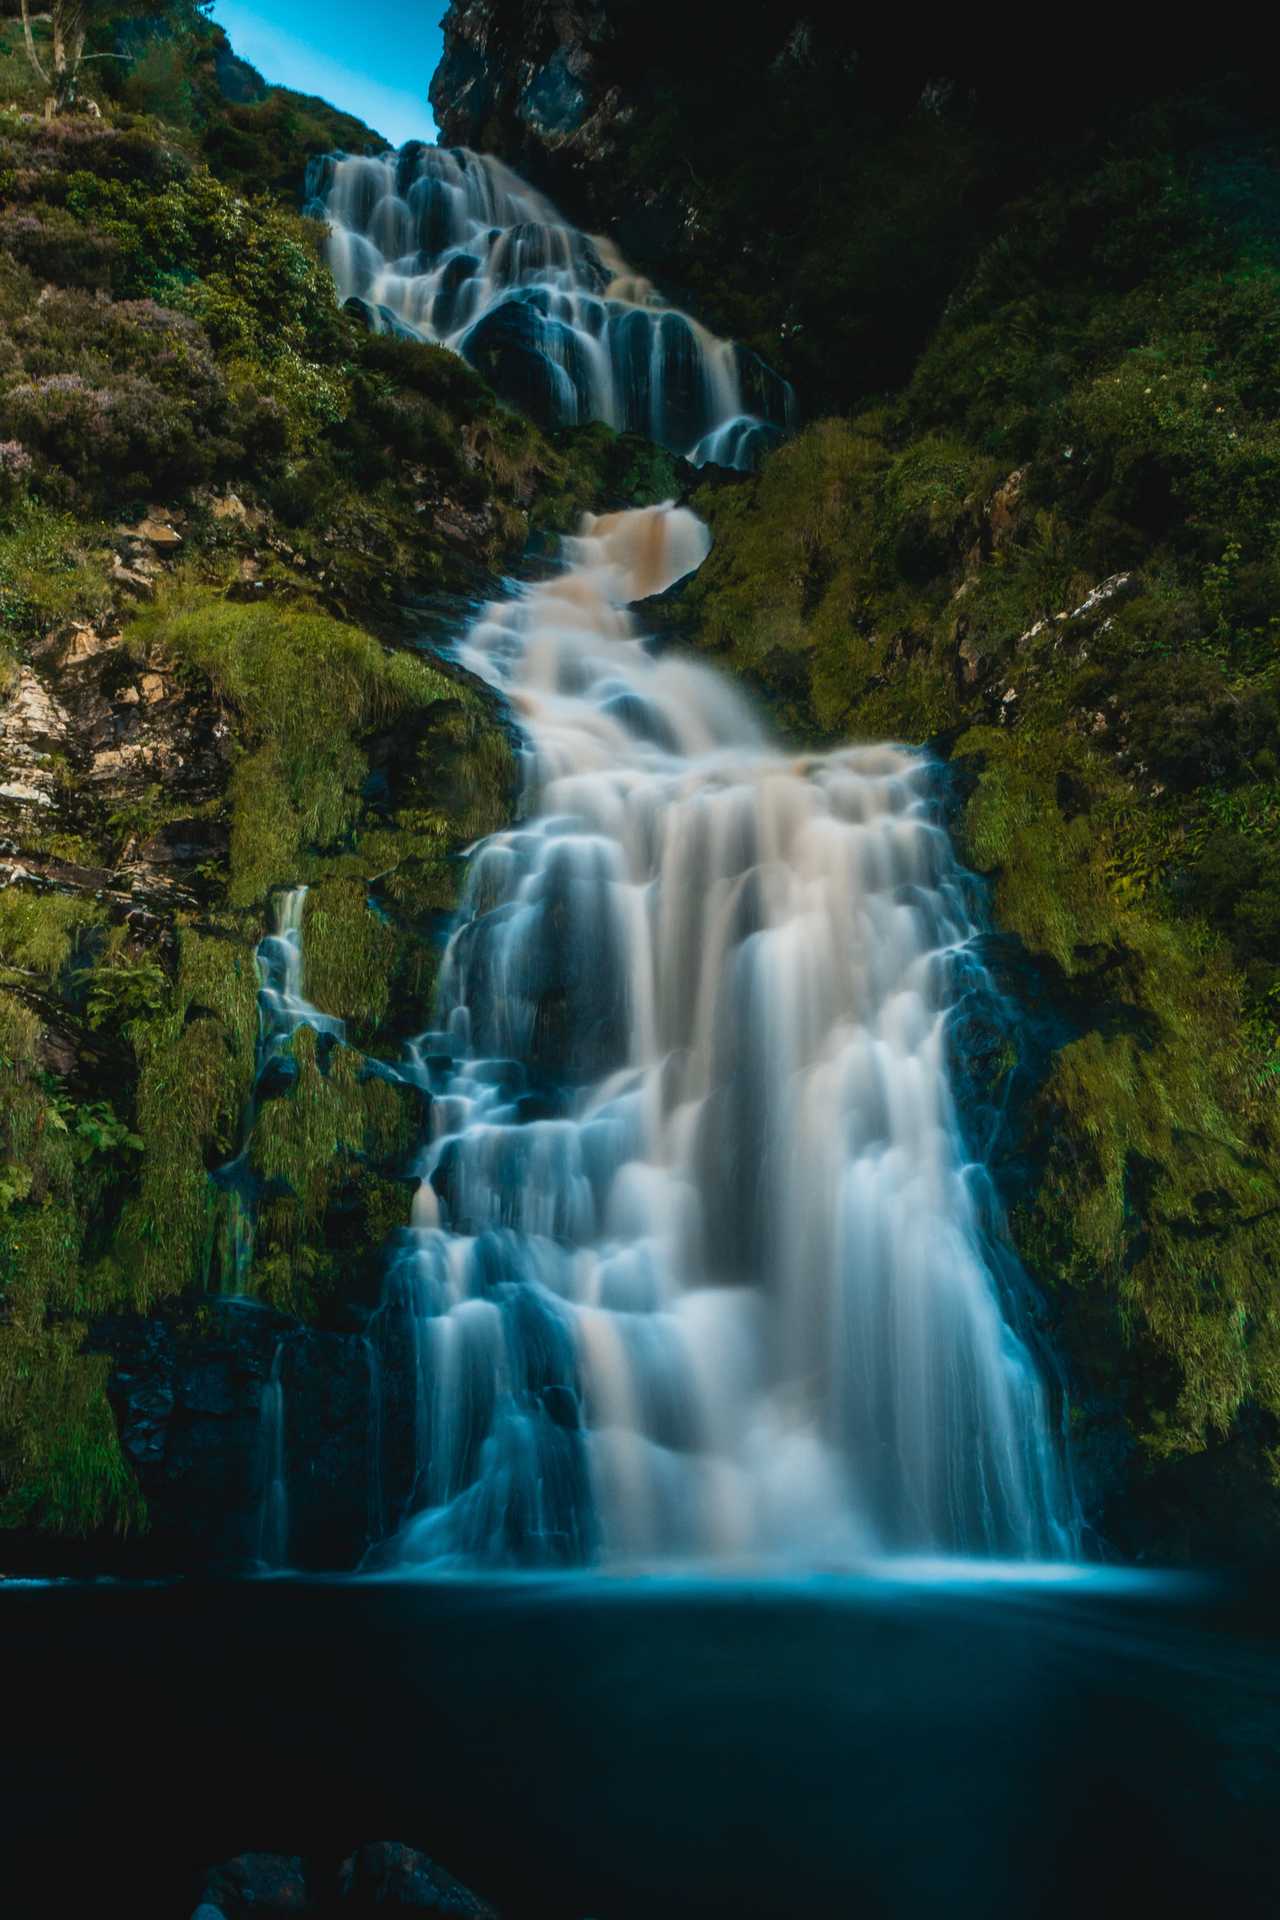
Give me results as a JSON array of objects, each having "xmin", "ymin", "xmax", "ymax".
[{"xmin": 212, "ymin": 2, "xmax": 450, "ymax": 146}]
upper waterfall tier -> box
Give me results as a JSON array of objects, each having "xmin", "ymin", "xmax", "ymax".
[
  {"xmin": 306, "ymin": 144, "xmax": 794, "ymax": 469},
  {"xmin": 373, "ymin": 503, "xmax": 1077, "ymax": 1570}
]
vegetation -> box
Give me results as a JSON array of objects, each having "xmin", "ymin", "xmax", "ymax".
[{"xmin": 659, "ymin": 95, "xmax": 1280, "ymax": 1546}]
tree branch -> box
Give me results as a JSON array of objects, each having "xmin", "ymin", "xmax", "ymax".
[{"xmin": 19, "ymin": 0, "xmax": 50, "ymax": 87}]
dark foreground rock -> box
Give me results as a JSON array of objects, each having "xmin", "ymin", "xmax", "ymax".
[
  {"xmin": 196, "ymin": 1844, "xmax": 500, "ymax": 1918},
  {"xmin": 339, "ymin": 1842, "xmax": 500, "ymax": 1916},
  {"xmin": 200, "ymin": 1852, "xmax": 311, "ymax": 1915}
]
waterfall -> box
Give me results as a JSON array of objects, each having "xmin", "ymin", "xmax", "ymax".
[
  {"xmin": 211, "ymin": 886, "xmax": 346, "ymax": 1295},
  {"xmin": 255, "ymin": 885, "xmax": 346, "ymax": 1065},
  {"xmin": 254, "ymin": 1341, "xmax": 290, "ymax": 1571},
  {"xmin": 370, "ymin": 504, "xmax": 1077, "ymax": 1570},
  {"xmin": 306, "ymin": 144, "xmax": 794, "ymax": 469}
]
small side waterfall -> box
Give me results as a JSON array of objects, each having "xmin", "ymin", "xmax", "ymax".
[
  {"xmin": 212, "ymin": 886, "xmax": 345, "ymax": 1296},
  {"xmin": 307, "ymin": 144, "xmax": 794, "ymax": 469},
  {"xmin": 256, "ymin": 885, "xmax": 345, "ymax": 1067},
  {"xmin": 367, "ymin": 504, "xmax": 1077, "ymax": 1571},
  {"xmin": 254, "ymin": 1342, "xmax": 290, "ymax": 1571}
]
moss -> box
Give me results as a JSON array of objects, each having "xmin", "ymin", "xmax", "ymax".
[
  {"xmin": 956, "ymin": 723, "xmax": 1280, "ymax": 1455},
  {"xmin": 528, "ymin": 421, "xmax": 684, "ymax": 535},
  {"xmin": 354, "ymin": 1169, "xmax": 413, "ymax": 1248},
  {"xmin": 675, "ymin": 313, "xmax": 1280, "ymax": 1523},
  {"xmin": 0, "ymin": 10, "xmax": 543, "ymax": 1546},
  {"xmin": 0, "ymin": 987, "xmax": 146, "ymax": 1536},
  {"xmin": 0, "ymin": 1326, "xmax": 145, "ymax": 1536},
  {"xmin": 0, "ymin": 888, "xmax": 103, "ymax": 976},
  {"xmin": 226, "ymin": 745, "xmax": 305, "ymax": 908},
  {"xmin": 301, "ymin": 877, "xmax": 396, "ymax": 1041},
  {"xmin": 128, "ymin": 593, "xmax": 472, "ymax": 906},
  {"xmin": 252, "ymin": 1028, "xmax": 412, "ymax": 1211},
  {"xmin": 247, "ymin": 1025, "xmax": 416, "ymax": 1314},
  {"xmin": 117, "ymin": 923, "xmax": 258, "ymax": 1309}
]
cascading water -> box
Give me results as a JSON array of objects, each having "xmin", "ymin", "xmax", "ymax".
[
  {"xmin": 256, "ymin": 885, "xmax": 346, "ymax": 1067},
  {"xmin": 307, "ymin": 144, "xmax": 794, "ymax": 469},
  {"xmin": 370, "ymin": 503, "xmax": 1077, "ymax": 1571},
  {"xmin": 212, "ymin": 885, "xmax": 346, "ymax": 1296},
  {"xmin": 254, "ymin": 1342, "xmax": 290, "ymax": 1571}
]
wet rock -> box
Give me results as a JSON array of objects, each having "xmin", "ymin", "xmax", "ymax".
[
  {"xmin": 955, "ymin": 626, "xmax": 987, "ymax": 689},
  {"xmin": 0, "ymin": 775, "xmax": 54, "ymax": 808},
  {"xmin": 431, "ymin": 2, "xmax": 620, "ymax": 167},
  {"xmin": 89, "ymin": 1298, "xmax": 383, "ymax": 1574},
  {"xmin": 337, "ymin": 1842, "xmax": 498, "ymax": 1917},
  {"xmin": 462, "ymin": 296, "xmax": 588, "ymax": 431},
  {"xmin": 1, "ymin": 595, "xmax": 231, "ymax": 921},
  {"xmin": 135, "ymin": 818, "xmax": 229, "ymax": 866},
  {"xmin": 201, "ymin": 1852, "xmax": 311, "ymax": 1915}
]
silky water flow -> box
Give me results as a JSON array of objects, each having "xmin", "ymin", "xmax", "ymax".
[
  {"xmin": 309, "ymin": 144, "xmax": 794, "ymax": 468},
  {"xmin": 356, "ymin": 504, "xmax": 1078, "ymax": 1571}
]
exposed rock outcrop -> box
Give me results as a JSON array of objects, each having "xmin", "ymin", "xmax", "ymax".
[{"xmin": 196, "ymin": 1843, "xmax": 500, "ymax": 1919}]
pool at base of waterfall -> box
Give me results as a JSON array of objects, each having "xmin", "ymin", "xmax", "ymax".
[{"xmin": 5, "ymin": 1572, "xmax": 1280, "ymax": 1918}]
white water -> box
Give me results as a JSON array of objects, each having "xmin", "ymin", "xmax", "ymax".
[
  {"xmin": 375, "ymin": 504, "xmax": 1076, "ymax": 1569},
  {"xmin": 256, "ymin": 885, "xmax": 345, "ymax": 1065},
  {"xmin": 308, "ymin": 144, "xmax": 793, "ymax": 468},
  {"xmin": 255, "ymin": 1342, "xmax": 289, "ymax": 1571},
  {"xmin": 213, "ymin": 886, "xmax": 346, "ymax": 1298}
]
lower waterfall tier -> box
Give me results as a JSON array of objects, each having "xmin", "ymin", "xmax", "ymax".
[{"xmin": 335, "ymin": 501, "xmax": 1078, "ymax": 1569}]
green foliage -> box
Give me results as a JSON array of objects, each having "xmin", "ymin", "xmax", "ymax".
[
  {"xmin": 0, "ymin": 987, "xmax": 144, "ymax": 1536},
  {"xmin": 959, "ymin": 724, "xmax": 1280, "ymax": 1457},
  {"xmin": 528, "ymin": 421, "xmax": 684, "ymax": 534},
  {"xmin": 301, "ymin": 877, "xmax": 395, "ymax": 1042},
  {"xmin": 128, "ymin": 592, "xmax": 469, "ymax": 904},
  {"xmin": 116, "ymin": 923, "xmax": 257, "ymax": 1309},
  {"xmin": 56, "ymin": 1097, "xmax": 144, "ymax": 1166},
  {"xmin": 76, "ymin": 956, "xmax": 169, "ymax": 1030},
  {"xmin": 247, "ymin": 1024, "xmax": 414, "ymax": 1315},
  {"xmin": 0, "ymin": 502, "xmax": 112, "ymax": 657},
  {"xmin": 0, "ymin": 888, "xmax": 102, "ymax": 975},
  {"xmin": 0, "ymin": 7, "xmax": 545, "ymax": 1545}
]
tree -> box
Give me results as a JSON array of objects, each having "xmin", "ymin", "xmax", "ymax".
[
  {"xmin": 16, "ymin": 0, "xmax": 211, "ymax": 117},
  {"xmin": 20, "ymin": 0, "xmax": 90, "ymax": 113}
]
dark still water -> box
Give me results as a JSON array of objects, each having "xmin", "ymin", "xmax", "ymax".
[{"xmin": 4, "ymin": 1569, "xmax": 1280, "ymax": 1917}]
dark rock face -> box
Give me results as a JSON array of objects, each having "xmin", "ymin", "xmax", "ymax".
[
  {"xmin": 201, "ymin": 1852, "xmax": 312, "ymax": 1916},
  {"xmin": 460, "ymin": 293, "xmax": 591, "ymax": 431},
  {"xmin": 93, "ymin": 1299, "xmax": 379, "ymax": 1573},
  {"xmin": 430, "ymin": 4, "xmax": 617, "ymax": 167},
  {"xmin": 197, "ymin": 1844, "xmax": 499, "ymax": 1919},
  {"xmin": 338, "ymin": 1842, "xmax": 500, "ymax": 1916}
]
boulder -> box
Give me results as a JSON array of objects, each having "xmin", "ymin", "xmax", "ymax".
[
  {"xmin": 136, "ymin": 515, "xmax": 183, "ymax": 548},
  {"xmin": 200, "ymin": 1852, "xmax": 311, "ymax": 1915},
  {"xmin": 337, "ymin": 1842, "xmax": 498, "ymax": 1917}
]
